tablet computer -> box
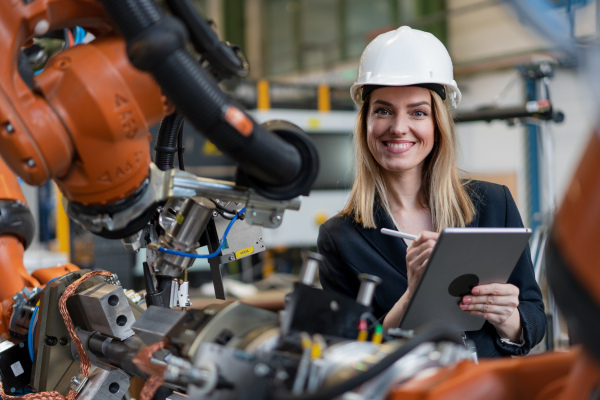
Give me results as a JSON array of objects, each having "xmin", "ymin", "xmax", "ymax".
[{"xmin": 398, "ymin": 227, "xmax": 532, "ymax": 332}]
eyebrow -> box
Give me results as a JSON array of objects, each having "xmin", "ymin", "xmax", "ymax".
[{"xmin": 372, "ymin": 99, "xmax": 431, "ymax": 108}]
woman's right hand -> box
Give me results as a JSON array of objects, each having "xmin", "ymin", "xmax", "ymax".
[
  {"xmin": 383, "ymin": 230, "xmax": 440, "ymax": 330},
  {"xmin": 405, "ymin": 231, "xmax": 439, "ymax": 297}
]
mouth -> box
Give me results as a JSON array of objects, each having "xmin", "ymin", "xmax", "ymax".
[{"xmin": 384, "ymin": 141, "xmax": 414, "ymax": 150}]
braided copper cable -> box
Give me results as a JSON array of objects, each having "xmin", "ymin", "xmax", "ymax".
[
  {"xmin": 1, "ymin": 271, "xmax": 115, "ymax": 400},
  {"xmin": 132, "ymin": 340, "xmax": 168, "ymax": 376},
  {"xmin": 132, "ymin": 341, "xmax": 169, "ymax": 400},
  {"xmin": 139, "ymin": 376, "xmax": 165, "ymax": 400},
  {"xmin": 58, "ymin": 270, "xmax": 114, "ymax": 378},
  {"xmin": 0, "ymin": 382, "xmax": 77, "ymax": 400},
  {"xmin": 0, "ymin": 271, "xmax": 121, "ymax": 400}
]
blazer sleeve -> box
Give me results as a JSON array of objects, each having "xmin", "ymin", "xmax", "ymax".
[
  {"xmin": 317, "ymin": 221, "xmax": 361, "ymax": 301},
  {"xmin": 467, "ymin": 185, "xmax": 547, "ymax": 357}
]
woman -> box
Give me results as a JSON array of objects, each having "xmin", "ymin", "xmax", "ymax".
[{"xmin": 317, "ymin": 26, "xmax": 546, "ymax": 358}]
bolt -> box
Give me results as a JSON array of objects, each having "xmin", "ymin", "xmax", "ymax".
[
  {"xmin": 270, "ymin": 214, "xmax": 282, "ymax": 224},
  {"xmin": 213, "ymin": 211, "xmax": 219, "ymax": 218},
  {"xmin": 3, "ymin": 123, "xmax": 14, "ymax": 134},
  {"xmin": 229, "ymin": 255, "xmax": 234, "ymax": 261},
  {"xmin": 45, "ymin": 336, "xmax": 58, "ymax": 346},
  {"xmin": 26, "ymin": 158, "xmax": 35, "ymax": 168}
]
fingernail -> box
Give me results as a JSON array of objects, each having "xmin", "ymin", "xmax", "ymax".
[
  {"xmin": 459, "ymin": 304, "xmax": 467, "ymax": 309},
  {"xmin": 471, "ymin": 288, "xmax": 480, "ymax": 294},
  {"xmin": 463, "ymin": 297, "xmax": 471, "ymax": 303}
]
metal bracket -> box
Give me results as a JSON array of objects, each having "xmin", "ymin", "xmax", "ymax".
[{"xmin": 69, "ymin": 371, "xmax": 89, "ymax": 393}]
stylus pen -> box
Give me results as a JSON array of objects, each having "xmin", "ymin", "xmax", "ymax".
[{"xmin": 381, "ymin": 228, "xmax": 417, "ymax": 241}]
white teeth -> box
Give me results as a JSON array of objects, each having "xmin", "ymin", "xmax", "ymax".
[{"xmin": 386, "ymin": 142, "xmax": 412, "ymax": 149}]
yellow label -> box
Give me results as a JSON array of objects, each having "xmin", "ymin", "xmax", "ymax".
[
  {"xmin": 176, "ymin": 214, "xmax": 184, "ymax": 224},
  {"xmin": 235, "ymin": 246, "xmax": 254, "ymax": 259},
  {"xmin": 307, "ymin": 118, "xmax": 321, "ymax": 130},
  {"xmin": 203, "ymin": 140, "xmax": 222, "ymax": 156}
]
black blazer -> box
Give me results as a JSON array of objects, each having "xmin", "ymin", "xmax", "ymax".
[{"xmin": 317, "ymin": 180, "xmax": 546, "ymax": 358}]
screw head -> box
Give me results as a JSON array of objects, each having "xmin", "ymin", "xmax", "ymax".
[{"xmin": 4, "ymin": 123, "xmax": 14, "ymax": 134}]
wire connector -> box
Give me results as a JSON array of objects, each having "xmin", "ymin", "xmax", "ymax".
[
  {"xmin": 69, "ymin": 371, "xmax": 88, "ymax": 393},
  {"xmin": 104, "ymin": 274, "xmax": 121, "ymax": 286}
]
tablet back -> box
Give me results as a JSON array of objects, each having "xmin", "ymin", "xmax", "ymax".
[{"xmin": 398, "ymin": 227, "xmax": 532, "ymax": 332}]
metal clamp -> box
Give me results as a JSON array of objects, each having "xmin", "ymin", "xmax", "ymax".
[
  {"xmin": 69, "ymin": 371, "xmax": 89, "ymax": 393},
  {"xmin": 104, "ymin": 274, "xmax": 121, "ymax": 286}
]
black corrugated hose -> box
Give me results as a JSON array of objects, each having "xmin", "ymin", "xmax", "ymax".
[
  {"xmin": 154, "ymin": 113, "xmax": 184, "ymax": 171},
  {"xmin": 164, "ymin": 0, "xmax": 247, "ymax": 80},
  {"xmin": 99, "ymin": 0, "xmax": 318, "ymax": 200}
]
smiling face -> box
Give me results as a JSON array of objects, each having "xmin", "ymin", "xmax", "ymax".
[{"xmin": 366, "ymin": 86, "xmax": 435, "ymax": 178}]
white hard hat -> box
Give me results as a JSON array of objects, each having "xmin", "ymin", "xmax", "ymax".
[{"xmin": 350, "ymin": 26, "xmax": 461, "ymax": 109}]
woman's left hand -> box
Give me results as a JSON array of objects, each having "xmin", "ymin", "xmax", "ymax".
[{"xmin": 460, "ymin": 283, "xmax": 522, "ymax": 341}]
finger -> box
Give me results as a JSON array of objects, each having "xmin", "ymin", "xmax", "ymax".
[
  {"xmin": 409, "ymin": 248, "xmax": 433, "ymax": 270},
  {"xmin": 459, "ymin": 302, "xmax": 516, "ymax": 316},
  {"xmin": 406, "ymin": 239, "xmax": 436, "ymax": 261},
  {"xmin": 413, "ymin": 231, "xmax": 439, "ymax": 246},
  {"xmin": 406, "ymin": 243, "xmax": 433, "ymax": 265},
  {"xmin": 471, "ymin": 283, "xmax": 519, "ymax": 297},
  {"xmin": 462, "ymin": 294, "xmax": 519, "ymax": 308}
]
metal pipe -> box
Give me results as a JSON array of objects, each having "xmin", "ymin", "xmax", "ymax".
[
  {"xmin": 356, "ymin": 274, "xmax": 382, "ymax": 307},
  {"xmin": 87, "ymin": 332, "xmax": 147, "ymax": 378},
  {"xmin": 298, "ymin": 252, "xmax": 323, "ymax": 286}
]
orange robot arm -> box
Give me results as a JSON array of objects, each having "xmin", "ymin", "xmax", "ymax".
[
  {"xmin": 0, "ymin": 156, "xmax": 82, "ymax": 337},
  {"xmin": 0, "ymin": 0, "xmax": 316, "ymax": 241},
  {"xmin": 0, "ymin": 157, "xmax": 40, "ymax": 337},
  {"xmin": 0, "ymin": 0, "xmax": 169, "ymax": 240}
]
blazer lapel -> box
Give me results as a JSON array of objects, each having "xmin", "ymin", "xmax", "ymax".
[
  {"xmin": 467, "ymin": 188, "xmax": 482, "ymax": 227},
  {"xmin": 356, "ymin": 205, "xmax": 408, "ymax": 278}
]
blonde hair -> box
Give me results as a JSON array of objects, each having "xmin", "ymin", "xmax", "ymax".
[{"xmin": 340, "ymin": 89, "xmax": 476, "ymax": 231}]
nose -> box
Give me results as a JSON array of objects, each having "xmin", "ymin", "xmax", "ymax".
[{"xmin": 389, "ymin": 114, "xmax": 408, "ymax": 136}]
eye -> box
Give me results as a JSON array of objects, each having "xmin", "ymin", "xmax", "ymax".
[
  {"xmin": 374, "ymin": 107, "xmax": 390, "ymax": 116},
  {"xmin": 413, "ymin": 110, "xmax": 428, "ymax": 117}
]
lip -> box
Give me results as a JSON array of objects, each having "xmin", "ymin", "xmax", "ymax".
[{"xmin": 382, "ymin": 140, "xmax": 414, "ymax": 153}]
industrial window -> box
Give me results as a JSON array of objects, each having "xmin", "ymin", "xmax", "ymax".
[{"xmin": 262, "ymin": 0, "xmax": 447, "ymax": 77}]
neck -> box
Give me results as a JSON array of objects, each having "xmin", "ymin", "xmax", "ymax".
[{"xmin": 382, "ymin": 168, "xmax": 424, "ymax": 212}]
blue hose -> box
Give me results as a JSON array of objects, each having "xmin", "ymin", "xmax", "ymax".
[
  {"xmin": 157, "ymin": 207, "xmax": 246, "ymax": 258},
  {"xmin": 28, "ymin": 306, "xmax": 39, "ymax": 361}
]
